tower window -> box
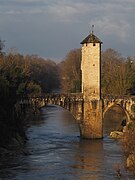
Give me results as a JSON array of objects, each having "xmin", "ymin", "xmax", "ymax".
[{"xmin": 93, "ymin": 43, "xmax": 96, "ymax": 46}]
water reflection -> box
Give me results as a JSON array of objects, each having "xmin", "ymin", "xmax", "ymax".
[
  {"xmin": 103, "ymin": 105, "xmax": 126, "ymax": 135},
  {"xmin": 72, "ymin": 140, "xmax": 103, "ymax": 180},
  {"xmin": 0, "ymin": 105, "xmax": 134, "ymax": 180}
]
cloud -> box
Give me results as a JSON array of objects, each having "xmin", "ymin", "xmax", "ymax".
[
  {"xmin": 47, "ymin": 2, "xmax": 83, "ymax": 22},
  {"xmin": 1, "ymin": 0, "xmax": 135, "ymax": 20},
  {"xmin": 90, "ymin": 17, "xmax": 131, "ymax": 43},
  {"xmin": 0, "ymin": 0, "xmax": 135, "ymax": 58}
]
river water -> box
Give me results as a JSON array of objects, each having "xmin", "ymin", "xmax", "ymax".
[{"xmin": 0, "ymin": 105, "xmax": 134, "ymax": 179}]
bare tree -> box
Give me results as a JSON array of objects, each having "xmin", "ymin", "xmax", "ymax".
[
  {"xmin": 101, "ymin": 49, "xmax": 135, "ymax": 96},
  {"xmin": 0, "ymin": 39, "xmax": 5, "ymax": 55},
  {"xmin": 59, "ymin": 49, "xmax": 81, "ymax": 93}
]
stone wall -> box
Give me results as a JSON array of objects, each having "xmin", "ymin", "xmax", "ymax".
[{"xmin": 81, "ymin": 43, "xmax": 101, "ymax": 100}]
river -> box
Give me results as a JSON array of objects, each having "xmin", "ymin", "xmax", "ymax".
[{"xmin": 0, "ymin": 105, "xmax": 134, "ymax": 179}]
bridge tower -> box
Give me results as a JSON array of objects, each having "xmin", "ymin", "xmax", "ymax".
[{"xmin": 80, "ymin": 28, "xmax": 103, "ymax": 138}]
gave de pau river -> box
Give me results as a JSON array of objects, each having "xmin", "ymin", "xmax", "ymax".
[{"xmin": 0, "ymin": 105, "xmax": 135, "ymax": 180}]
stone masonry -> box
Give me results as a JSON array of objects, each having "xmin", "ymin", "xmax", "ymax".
[{"xmin": 80, "ymin": 32, "xmax": 103, "ymax": 138}]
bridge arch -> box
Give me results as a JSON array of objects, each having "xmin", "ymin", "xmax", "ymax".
[
  {"xmin": 103, "ymin": 103, "xmax": 130, "ymax": 122},
  {"xmin": 103, "ymin": 103, "xmax": 128, "ymax": 135},
  {"xmin": 29, "ymin": 93, "xmax": 84, "ymax": 122},
  {"xmin": 43, "ymin": 103, "xmax": 81, "ymax": 123}
]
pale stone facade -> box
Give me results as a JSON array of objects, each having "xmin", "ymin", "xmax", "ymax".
[
  {"xmin": 80, "ymin": 32, "xmax": 103, "ymax": 138},
  {"xmin": 81, "ymin": 33, "xmax": 102, "ymax": 100}
]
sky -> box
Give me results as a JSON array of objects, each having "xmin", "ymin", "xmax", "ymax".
[{"xmin": 0, "ymin": 0, "xmax": 135, "ymax": 61}]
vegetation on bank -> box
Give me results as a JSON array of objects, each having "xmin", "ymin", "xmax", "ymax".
[
  {"xmin": 0, "ymin": 39, "xmax": 60, "ymax": 152},
  {"xmin": 122, "ymin": 122, "xmax": 135, "ymax": 174}
]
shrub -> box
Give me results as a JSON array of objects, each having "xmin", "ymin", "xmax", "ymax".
[{"xmin": 122, "ymin": 122, "xmax": 135, "ymax": 173}]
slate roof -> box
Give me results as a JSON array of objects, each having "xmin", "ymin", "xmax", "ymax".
[{"xmin": 80, "ymin": 33, "xmax": 102, "ymax": 44}]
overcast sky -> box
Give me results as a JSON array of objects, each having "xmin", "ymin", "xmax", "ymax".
[{"xmin": 0, "ymin": 0, "xmax": 135, "ymax": 61}]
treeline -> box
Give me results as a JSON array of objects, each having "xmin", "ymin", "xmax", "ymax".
[
  {"xmin": 0, "ymin": 46, "xmax": 59, "ymax": 103},
  {"xmin": 0, "ymin": 40, "xmax": 59, "ymax": 147},
  {"xmin": 1, "ymin": 42, "xmax": 135, "ymax": 108},
  {"xmin": 59, "ymin": 48, "xmax": 135, "ymax": 96},
  {"xmin": 101, "ymin": 48, "xmax": 135, "ymax": 96}
]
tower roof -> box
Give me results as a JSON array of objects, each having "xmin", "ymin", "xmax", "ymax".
[{"xmin": 80, "ymin": 33, "xmax": 102, "ymax": 44}]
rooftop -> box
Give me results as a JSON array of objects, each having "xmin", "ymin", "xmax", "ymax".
[{"xmin": 81, "ymin": 33, "xmax": 102, "ymax": 44}]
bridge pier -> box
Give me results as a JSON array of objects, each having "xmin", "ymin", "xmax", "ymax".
[{"xmin": 80, "ymin": 100, "xmax": 103, "ymax": 139}]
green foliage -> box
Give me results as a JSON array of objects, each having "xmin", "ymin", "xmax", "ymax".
[
  {"xmin": 0, "ymin": 53, "xmax": 60, "ymax": 100},
  {"xmin": 71, "ymin": 79, "xmax": 81, "ymax": 93},
  {"xmin": 123, "ymin": 122, "xmax": 135, "ymax": 173},
  {"xmin": 127, "ymin": 122, "xmax": 135, "ymax": 131},
  {"xmin": 25, "ymin": 55, "xmax": 60, "ymax": 93},
  {"xmin": 17, "ymin": 82, "xmax": 26, "ymax": 95},
  {"xmin": 0, "ymin": 38, "xmax": 5, "ymax": 55},
  {"xmin": 0, "ymin": 76, "xmax": 9, "ymax": 98},
  {"xmin": 26, "ymin": 81, "xmax": 41, "ymax": 96},
  {"xmin": 0, "ymin": 47, "xmax": 60, "ymax": 146},
  {"xmin": 0, "ymin": 39, "xmax": 60, "ymax": 147}
]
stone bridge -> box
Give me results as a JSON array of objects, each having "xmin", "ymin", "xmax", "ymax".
[
  {"xmin": 17, "ymin": 93, "xmax": 135, "ymax": 139},
  {"xmin": 27, "ymin": 94, "xmax": 135, "ymax": 122},
  {"xmin": 29, "ymin": 93, "xmax": 84, "ymax": 121}
]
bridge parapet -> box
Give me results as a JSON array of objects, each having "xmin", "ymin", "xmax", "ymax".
[
  {"xmin": 102, "ymin": 96, "xmax": 135, "ymax": 121},
  {"xmin": 29, "ymin": 93, "xmax": 84, "ymax": 121},
  {"xmin": 43, "ymin": 93, "xmax": 83, "ymax": 105}
]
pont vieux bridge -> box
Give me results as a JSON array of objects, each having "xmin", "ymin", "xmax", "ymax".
[{"xmin": 20, "ymin": 31, "xmax": 135, "ymax": 139}]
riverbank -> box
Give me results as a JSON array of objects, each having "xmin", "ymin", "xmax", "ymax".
[
  {"xmin": 110, "ymin": 121, "xmax": 135, "ymax": 175},
  {"xmin": 122, "ymin": 121, "xmax": 135, "ymax": 174},
  {"xmin": 0, "ymin": 106, "xmax": 35, "ymax": 157}
]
